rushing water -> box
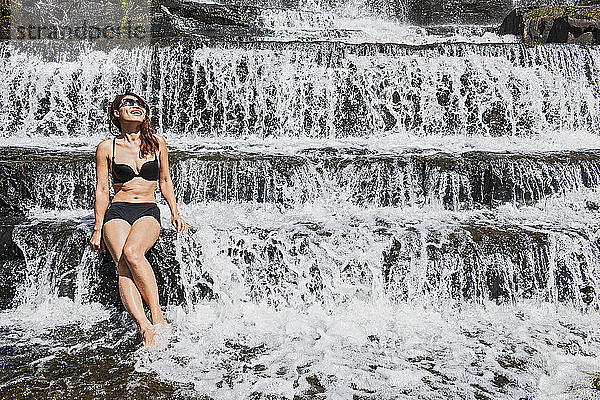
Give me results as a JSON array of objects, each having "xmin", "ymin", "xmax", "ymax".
[
  {"xmin": 1, "ymin": 0, "xmax": 600, "ymax": 399},
  {"xmin": 2, "ymin": 40, "xmax": 599, "ymax": 139}
]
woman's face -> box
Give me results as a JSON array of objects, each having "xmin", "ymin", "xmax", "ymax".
[{"xmin": 114, "ymin": 95, "xmax": 147, "ymax": 124}]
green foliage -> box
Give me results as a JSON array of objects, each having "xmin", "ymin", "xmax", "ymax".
[{"xmin": 524, "ymin": 5, "xmax": 600, "ymax": 21}]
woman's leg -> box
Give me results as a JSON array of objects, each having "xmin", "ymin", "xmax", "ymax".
[
  {"xmin": 121, "ymin": 216, "xmax": 163, "ymax": 325},
  {"xmin": 102, "ymin": 219, "xmax": 155, "ymax": 346}
]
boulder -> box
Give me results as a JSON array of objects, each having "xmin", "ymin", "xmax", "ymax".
[
  {"xmin": 547, "ymin": 15, "xmax": 600, "ymax": 43},
  {"xmin": 151, "ymin": 0, "xmax": 270, "ymax": 40},
  {"xmin": 499, "ymin": 5, "xmax": 600, "ymax": 44},
  {"xmin": 499, "ymin": 8, "xmax": 529, "ymax": 36}
]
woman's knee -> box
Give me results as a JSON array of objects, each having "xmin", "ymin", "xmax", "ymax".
[{"xmin": 122, "ymin": 245, "xmax": 145, "ymax": 267}]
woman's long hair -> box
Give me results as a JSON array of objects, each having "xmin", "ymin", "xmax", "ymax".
[{"xmin": 108, "ymin": 92, "xmax": 159, "ymax": 158}]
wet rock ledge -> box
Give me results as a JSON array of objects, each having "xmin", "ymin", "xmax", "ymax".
[{"xmin": 500, "ymin": 4, "xmax": 600, "ymax": 44}]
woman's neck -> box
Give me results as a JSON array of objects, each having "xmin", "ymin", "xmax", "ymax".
[
  {"xmin": 120, "ymin": 121, "xmax": 142, "ymax": 143},
  {"xmin": 121, "ymin": 130, "xmax": 141, "ymax": 144}
]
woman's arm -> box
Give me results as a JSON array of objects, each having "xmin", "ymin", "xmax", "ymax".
[
  {"xmin": 157, "ymin": 135, "xmax": 188, "ymax": 232},
  {"xmin": 90, "ymin": 140, "xmax": 110, "ymax": 251}
]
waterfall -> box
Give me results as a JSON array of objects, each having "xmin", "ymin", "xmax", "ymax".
[{"xmin": 1, "ymin": 41, "xmax": 599, "ymax": 139}]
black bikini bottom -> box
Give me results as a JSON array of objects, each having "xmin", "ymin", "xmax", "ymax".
[{"xmin": 103, "ymin": 202, "xmax": 161, "ymax": 226}]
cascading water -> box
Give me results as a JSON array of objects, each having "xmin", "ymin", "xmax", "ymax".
[
  {"xmin": 2, "ymin": 41, "xmax": 599, "ymax": 139},
  {"xmin": 1, "ymin": 0, "xmax": 600, "ymax": 399}
]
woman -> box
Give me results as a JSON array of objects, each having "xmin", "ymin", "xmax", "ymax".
[{"xmin": 89, "ymin": 92, "xmax": 188, "ymax": 347}]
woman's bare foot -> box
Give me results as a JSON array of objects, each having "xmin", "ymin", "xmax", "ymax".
[
  {"xmin": 152, "ymin": 321, "xmax": 171, "ymax": 349},
  {"xmin": 140, "ymin": 325, "xmax": 156, "ymax": 347}
]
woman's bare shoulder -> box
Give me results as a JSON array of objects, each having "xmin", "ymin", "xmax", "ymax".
[
  {"xmin": 95, "ymin": 138, "xmax": 113, "ymax": 157},
  {"xmin": 153, "ymin": 133, "xmax": 167, "ymax": 145},
  {"xmin": 154, "ymin": 134, "xmax": 168, "ymax": 151},
  {"xmin": 98, "ymin": 138, "xmax": 113, "ymax": 145}
]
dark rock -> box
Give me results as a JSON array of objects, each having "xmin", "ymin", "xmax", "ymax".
[
  {"xmin": 499, "ymin": 8, "xmax": 528, "ymax": 36},
  {"xmin": 0, "ymin": 221, "xmax": 23, "ymax": 261},
  {"xmin": 160, "ymin": 0, "xmax": 258, "ymax": 26},
  {"xmin": 547, "ymin": 15, "xmax": 575, "ymax": 42},
  {"xmin": 151, "ymin": 0, "xmax": 271, "ymax": 40},
  {"xmin": 581, "ymin": 285, "xmax": 595, "ymax": 304},
  {"xmin": 0, "ymin": 219, "xmax": 25, "ymax": 309},
  {"xmin": 305, "ymin": 375, "xmax": 326, "ymax": 394},
  {"xmin": 410, "ymin": 0, "xmax": 514, "ymax": 25},
  {"xmin": 0, "ymin": 0, "xmax": 9, "ymax": 40}
]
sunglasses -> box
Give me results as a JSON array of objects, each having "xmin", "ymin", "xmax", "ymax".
[{"xmin": 119, "ymin": 98, "xmax": 147, "ymax": 110}]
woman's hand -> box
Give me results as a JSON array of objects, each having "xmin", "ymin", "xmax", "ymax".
[
  {"xmin": 171, "ymin": 214, "xmax": 189, "ymax": 233},
  {"xmin": 90, "ymin": 228, "xmax": 105, "ymax": 252}
]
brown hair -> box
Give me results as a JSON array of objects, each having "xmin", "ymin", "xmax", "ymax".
[{"xmin": 108, "ymin": 92, "xmax": 159, "ymax": 158}]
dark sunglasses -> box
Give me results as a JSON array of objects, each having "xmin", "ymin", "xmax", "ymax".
[{"xmin": 119, "ymin": 98, "xmax": 147, "ymax": 110}]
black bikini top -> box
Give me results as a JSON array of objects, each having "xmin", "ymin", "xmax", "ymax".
[{"xmin": 111, "ymin": 138, "xmax": 159, "ymax": 184}]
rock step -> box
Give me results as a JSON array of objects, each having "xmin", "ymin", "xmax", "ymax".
[
  {"xmin": 1, "ymin": 146, "xmax": 599, "ymax": 214},
  {"xmin": 2, "ymin": 40, "xmax": 599, "ymax": 138},
  {"xmin": 153, "ymin": 0, "xmax": 590, "ymax": 37},
  {"xmin": 155, "ymin": 1, "xmax": 506, "ymax": 42},
  {"xmin": 4, "ymin": 195, "xmax": 599, "ymax": 310}
]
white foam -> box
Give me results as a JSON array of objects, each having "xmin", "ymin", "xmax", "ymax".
[
  {"xmin": 133, "ymin": 300, "xmax": 600, "ymax": 398},
  {"xmin": 24, "ymin": 206, "xmax": 93, "ymax": 220},
  {"xmin": 257, "ymin": 0, "xmax": 520, "ymax": 45},
  {"xmin": 1, "ymin": 130, "xmax": 599, "ymax": 156},
  {"xmin": 537, "ymin": 353, "xmax": 600, "ymax": 399},
  {"xmin": 0, "ymin": 297, "xmax": 111, "ymax": 330}
]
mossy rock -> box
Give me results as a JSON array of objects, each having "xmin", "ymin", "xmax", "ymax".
[{"xmin": 524, "ymin": 5, "xmax": 600, "ymax": 21}]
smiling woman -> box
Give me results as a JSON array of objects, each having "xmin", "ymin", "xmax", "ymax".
[{"xmin": 89, "ymin": 92, "xmax": 189, "ymax": 347}]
